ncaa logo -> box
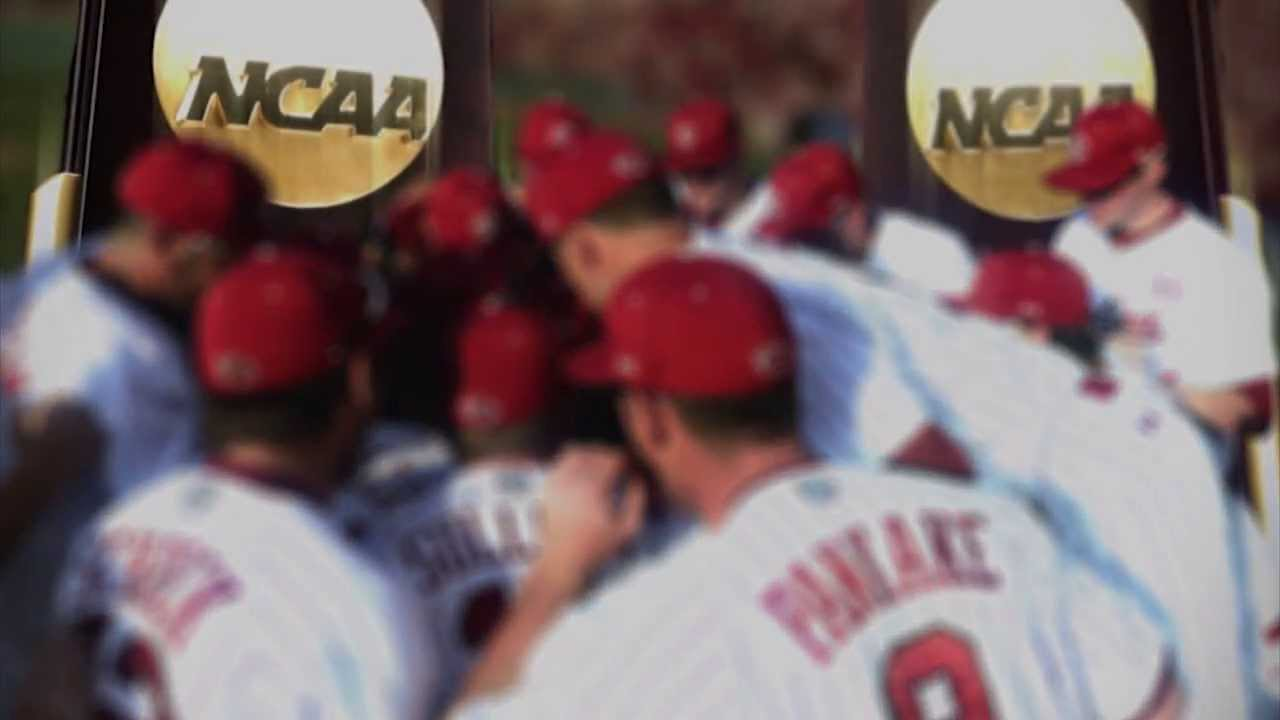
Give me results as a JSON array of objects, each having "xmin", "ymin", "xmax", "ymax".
[{"xmin": 153, "ymin": 0, "xmax": 445, "ymax": 208}]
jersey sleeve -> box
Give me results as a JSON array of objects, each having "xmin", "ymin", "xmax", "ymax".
[
  {"xmin": 2, "ymin": 279, "xmax": 116, "ymax": 410},
  {"xmin": 873, "ymin": 214, "xmax": 975, "ymax": 297},
  {"xmin": 1054, "ymin": 559, "xmax": 1173, "ymax": 719},
  {"xmin": 455, "ymin": 546, "xmax": 749, "ymax": 719},
  {"xmin": 1158, "ymin": 251, "xmax": 1277, "ymax": 389}
]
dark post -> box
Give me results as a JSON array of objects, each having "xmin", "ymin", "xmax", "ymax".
[
  {"xmin": 1147, "ymin": 0, "xmax": 1228, "ymax": 218},
  {"xmin": 440, "ymin": 0, "xmax": 494, "ymax": 169},
  {"xmin": 863, "ymin": 0, "xmax": 910, "ymax": 210},
  {"xmin": 74, "ymin": 0, "xmax": 164, "ymax": 239}
]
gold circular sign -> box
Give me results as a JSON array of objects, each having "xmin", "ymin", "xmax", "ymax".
[
  {"xmin": 154, "ymin": 0, "xmax": 444, "ymax": 208},
  {"xmin": 907, "ymin": 0, "xmax": 1156, "ymax": 221}
]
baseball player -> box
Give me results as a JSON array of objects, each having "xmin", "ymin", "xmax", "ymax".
[
  {"xmin": 511, "ymin": 99, "xmax": 594, "ymax": 207},
  {"xmin": 520, "ymin": 130, "xmax": 1063, "ymax": 466},
  {"xmin": 0, "ymin": 139, "xmax": 266, "ymax": 716},
  {"xmin": 751, "ymin": 142, "xmax": 976, "ymax": 298},
  {"xmin": 953, "ymin": 249, "xmax": 1259, "ymax": 718},
  {"xmin": 338, "ymin": 296, "xmax": 558, "ymax": 717},
  {"xmin": 49, "ymin": 250, "xmax": 432, "ymax": 719},
  {"xmin": 377, "ymin": 166, "xmax": 544, "ymax": 435},
  {"xmin": 454, "ymin": 257, "xmax": 1179, "ymax": 719},
  {"xmin": 1047, "ymin": 102, "xmax": 1277, "ymax": 459},
  {"xmin": 663, "ymin": 98, "xmax": 752, "ymax": 245}
]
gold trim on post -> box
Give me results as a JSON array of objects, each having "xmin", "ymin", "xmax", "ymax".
[{"xmin": 25, "ymin": 173, "xmax": 82, "ymax": 265}]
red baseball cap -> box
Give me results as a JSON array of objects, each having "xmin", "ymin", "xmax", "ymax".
[
  {"xmin": 758, "ymin": 142, "xmax": 863, "ymax": 239},
  {"xmin": 1044, "ymin": 102, "xmax": 1166, "ymax": 193},
  {"xmin": 116, "ymin": 139, "xmax": 266, "ymax": 245},
  {"xmin": 384, "ymin": 179, "xmax": 432, "ymax": 257},
  {"xmin": 517, "ymin": 99, "xmax": 593, "ymax": 175},
  {"xmin": 196, "ymin": 247, "xmax": 364, "ymax": 396},
  {"xmin": 454, "ymin": 296, "xmax": 557, "ymax": 431},
  {"xmin": 524, "ymin": 131, "xmax": 657, "ymax": 240},
  {"xmin": 665, "ymin": 98, "xmax": 740, "ymax": 175},
  {"xmin": 423, "ymin": 167, "xmax": 506, "ymax": 254},
  {"xmin": 955, "ymin": 250, "xmax": 1090, "ymax": 328},
  {"xmin": 567, "ymin": 257, "xmax": 794, "ymax": 397}
]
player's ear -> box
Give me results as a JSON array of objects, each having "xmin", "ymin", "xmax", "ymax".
[
  {"xmin": 1138, "ymin": 148, "xmax": 1168, "ymax": 185},
  {"xmin": 617, "ymin": 390, "xmax": 667, "ymax": 456}
]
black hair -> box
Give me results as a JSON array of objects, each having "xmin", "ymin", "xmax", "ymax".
[
  {"xmin": 1048, "ymin": 325, "xmax": 1105, "ymax": 370},
  {"xmin": 588, "ymin": 178, "xmax": 680, "ymax": 227},
  {"xmin": 667, "ymin": 380, "xmax": 799, "ymax": 447},
  {"xmin": 459, "ymin": 416, "xmax": 553, "ymax": 462},
  {"xmin": 203, "ymin": 370, "xmax": 348, "ymax": 450}
]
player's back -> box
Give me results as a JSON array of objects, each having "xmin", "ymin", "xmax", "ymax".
[
  {"xmin": 870, "ymin": 209, "xmax": 975, "ymax": 297},
  {"xmin": 343, "ymin": 459, "xmax": 545, "ymax": 713},
  {"xmin": 720, "ymin": 465, "xmax": 1165, "ymax": 719},
  {"xmin": 1041, "ymin": 369, "xmax": 1250, "ymax": 717},
  {"xmin": 0, "ymin": 260, "xmax": 200, "ymax": 716},
  {"xmin": 469, "ymin": 465, "xmax": 1168, "ymax": 719},
  {"xmin": 58, "ymin": 466, "xmax": 432, "ymax": 720}
]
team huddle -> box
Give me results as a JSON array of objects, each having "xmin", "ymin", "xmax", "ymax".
[{"xmin": 0, "ymin": 96, "xmax": 1276, "ymax": 719}]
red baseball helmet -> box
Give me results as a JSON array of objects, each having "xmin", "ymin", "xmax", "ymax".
[
  {"xmin": 665, "ymin": 98, "xmax": 740, "ymax": 175},
  {"xmin": 1045, "ymin": 102, "xmax": 1166, "ymax": 193},
  {"xmin": 955, "ymin": 250, "xmax": 1091, "ymax": 328},
  {"xmin": 567, "ymin": 257, "xmax": 793, "ymax": 397}
]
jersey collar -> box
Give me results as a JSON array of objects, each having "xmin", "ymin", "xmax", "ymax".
[
  {"xmin": 208, "ymin": 457, "xmax": 329, "ymax": 505},
  {"xmin": 1107, "ymin": 202, "xmax": 1185, "ymax": 250}
]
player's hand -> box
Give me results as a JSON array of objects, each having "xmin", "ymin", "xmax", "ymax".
[
  {"xmin": 1177, "ymin": 386, "xmax": 1255, "ymax": 433},
  {"xmin": 534, "ymin": 445, "xmax": 647, "ymax": 595}
]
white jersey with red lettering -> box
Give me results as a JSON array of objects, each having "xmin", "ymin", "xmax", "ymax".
[
  {"xmin": 340, "ymin": 454, "xmax": 696, "ymax": 715},
  {"xmin": 0, "ymin": 259, "xmax": 201, "ymax": 715},
  {"xmin": 1053, "ymin": 209, "xmax": 1277, "ymax": 389},
  {"xmin": 692, "ymin": 242, "xmax": 1270, "ymax": 711},
  {"xmin": 339, "ymin": 459, "xmax": 544, "ymax": 715},
  {"xmin": 57, "ymin": 465, "xmax": 433, "ymax": 720},
  {"xmin": 458, "ymin": 464, "xmax": 1170, "ymax": 719}
]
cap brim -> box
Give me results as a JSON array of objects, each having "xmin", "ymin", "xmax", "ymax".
[
  {"xmin": 1044, "ymin": 156, "xmax": 1137, "ymax": 193},
  {"xmin": 563, "ymin": 341, "xmax": 618, "ymax": 387}
]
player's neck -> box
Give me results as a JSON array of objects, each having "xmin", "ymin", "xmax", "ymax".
[
  {"xmin": 214, "ymin": 441, "xmax": 337, "ymax": 502},
  {"xmin": 1108, "ymin": 192, "xmax": 1181, "ymax": 248},
  {"xmin": 698, "ymin": 439, "xmax": 814, "ymax": 529},
  {"xmin": 470, "ymin": 452, "xmax": 541, "ymax": 469},
  {"xmin": 94, "ymin": 229, "xmax": 176, "ymax": 303}
]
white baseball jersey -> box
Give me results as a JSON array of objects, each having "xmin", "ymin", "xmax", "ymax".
[
  {"xmin": 698, "ymin": 241, "xmax": 1082, "ymax": 471},
  {"xmin": 868, "ymin": 210, "xmax": 976, "ymax": 298},
  {"xmin": 340, "ymin": 459, "xmax": 544, "ymax": 714},
  {"xmin": 339, "ymin": 452, "xmax": 696, "ymax": 716},
  {"xmin": 1053, "ymin": 209, "xmax": 1278, "ymax": 389},
  {"xmin": 1232, "ymin": 497, "xmax": 1280, "ymax": 710},
  {"xmin": 692, "ymin": 242, "xmax": 1272, "ymax": 711},
  {"xmin": 458, "ymin": 464, "xmax": 1170, "ymax": 719},
  {"xmin": 1039, "ymin": 368, "xmax": 1251, "ymax": 718},
  {"xmin": 57, "ymin": 465, "xmax": 433, "ymax": 719},
  {"xmin": 0, "ymin": 260, "xmax": 201, "ymax": 715}
]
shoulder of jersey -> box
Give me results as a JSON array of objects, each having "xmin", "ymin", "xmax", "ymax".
[
  {"xmin": 445, "ymin": 462, "xmax": 547, "ymax": 505},
  {"xmin": 103, "ymin": 466, "xmax": 398, "ymax": 603},
  {"xmin": 879, "ymin": 209, "xmax": 966, "ymax": 245},
  {"xmin": 727, "ymin": 463, "xmax": 1036, "ymax": 535},
  {"xmin": 357, "ymin": 433, "xmax": 456, "ymax": 489},
  {"xmin": 102, "ymin": 465, "xmax": 275, "ymax": 528},
  {"xmin": 10, "ymin": 263, "xmax": 179, "ymax": 374}
]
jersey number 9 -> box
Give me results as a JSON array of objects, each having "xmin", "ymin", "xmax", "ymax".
[{"xmin": 885, "ymin": 627, "xmax": 994, "ymax": 720}]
